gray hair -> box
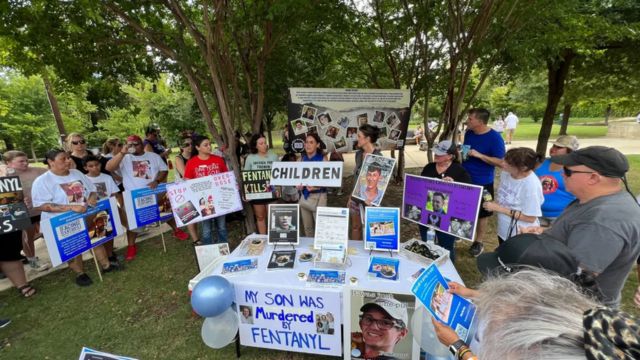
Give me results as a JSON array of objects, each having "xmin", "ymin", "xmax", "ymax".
[{"xmin": 475, "ymin": 268, "xmax": 596, "ymax": 360}]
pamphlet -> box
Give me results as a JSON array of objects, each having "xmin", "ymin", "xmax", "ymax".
[
  {"xmin": 194, "ymin": 243, "xmax": 230, "ymax": 271},
  {"xmin": 221, "ymin": 258, "xmax": 259, "ymax": 276},
  {"xmin": 367, "ymin": 256, "xmax": 400, "ymax": 281},
  {"xmin": 313, "ymin": 207, "xmax": 349, "ymax": 249},
  {"xmin": 364, "ymin": 207, "xmax": 400, "ymax": 251},
  {"xmin": 316, "ymin": 245, "xmax": 346, "ymax": 265},
  {"xmin": 411, "ymin": 264, "xmax": 476, "ymax": 342},
  {"xmin": 306, "ymin": 269, "xmax": 346, "ymax": 286},
  {"xmin": 267, "ymin": 249, "xmax": 296, "ymax": 270}
]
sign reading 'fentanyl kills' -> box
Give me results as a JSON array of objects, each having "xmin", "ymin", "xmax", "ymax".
[{"xmin": 269, "ymin": 162, "xmax": 343, "ymax": 187}]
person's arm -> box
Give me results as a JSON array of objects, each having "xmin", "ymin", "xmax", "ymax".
[
  {"xmin": 482, "ymin": 202, "xmax": 538, "ymax": 223},
  {"xmin": 106, "ymin": 145, "xmax": 128, "ymax": 172},
  {"xmin": 144, "ymin": 142, "xmax": 154, "ymax": 153},
  {"xmin": 175, "ymin": 155, "xmax": 186, "ymax": 176},
  {"xmin": 34, "ymin": 203, "xmax": 87, "ymax": 214},
  {"xmin": 149, "ymin": 170, "xmax": 168, "ymax": 189},
  {"xmin": 431, "ymin": 319, "xmax": 477, "ymax": 360},
  {"xmin": 468, "ymin": 149, "xmax": 503, "ymax": 168}
]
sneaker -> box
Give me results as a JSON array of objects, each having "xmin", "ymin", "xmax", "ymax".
[
  {"xmin": 0, "ymin": 318, "xmax": 10, "ymax": 329},
  {"xmin": 75, "ymin": 273, "xmax": 93, "ymax": 287},
  {"xmin": 102, "ymin": 263, "xmax": 121, "ymax": 273},
  {"xmin": 173, "ymin": 228, "xmax": 189, "ymax": 241},
  {"xmin": 469, "ymin": 241, "xmax": 484, "ymax": 257},
  {"xmin": 125, "ymin": 245, "xmax": 137, "ymax": 261},
  {"xmin": 28, "ymin": 257, "xmax": 50, "ymax": 272}
]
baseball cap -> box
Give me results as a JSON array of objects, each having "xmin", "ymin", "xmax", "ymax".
[
  {"xmin": 360, "ymin": 297, "xmax": 409, "ymax": 327},
  {"xmin": 552, "ymin": 135, "xmax": 579, "ymax": 151},
  {"xmin": 126, "ymin": 135, "xmax": 143, "ymax": 144},
  {"xmin": 477, "ymin": 233, "xmax": 579, "ymax": 278},
  {"xmin": 432, "ymin": 140, "xmax": 455, "ymax": 156},
  {"xmin": 550, "ymin": 146, "xmax": 628, "ymax": 178}
]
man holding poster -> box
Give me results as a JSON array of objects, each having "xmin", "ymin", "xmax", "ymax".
[{"xmin": 106, "ymin": 135, "xmax": 189, "ymax": 261}]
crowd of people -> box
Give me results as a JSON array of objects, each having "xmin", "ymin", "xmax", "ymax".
[{"xmin": 2, "ymin": 110, "xmax": 640, "ymax": 358}]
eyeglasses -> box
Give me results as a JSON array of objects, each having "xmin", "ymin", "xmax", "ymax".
[
  {"xmin": 181, "ymin": 143, "xmax": 192, "ymax": 148},
  {"xmin": 563, "ymin": 167, "xmax": 595, "ymax": 177},
  {"xmin": 359, "ymin": 314, "xmax": 401, "ymax": 330},
  {"xmin": 127, "ymin": 142, "xmax": 140, "ymax": 147},
  {"xmin": 71, "ymin": 140, "xmax": 86, "ymax": 145}
]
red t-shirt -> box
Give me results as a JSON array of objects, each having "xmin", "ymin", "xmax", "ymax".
[{"xmin": 183, "ymin": 155, "xmax": 228, "ymax": 179}]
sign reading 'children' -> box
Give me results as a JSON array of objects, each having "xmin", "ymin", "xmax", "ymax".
[
  {"xmin": 269, "ymin": 162, "xmax": 343, "ymax": 187},
  {"xmin": 235, "ymin": 283, "xmax": 342, "ymax": 356}
]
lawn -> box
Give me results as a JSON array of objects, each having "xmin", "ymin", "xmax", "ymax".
[{"xmin": 2, "ymin": 156, "xmax": 638, "ymax": 359}]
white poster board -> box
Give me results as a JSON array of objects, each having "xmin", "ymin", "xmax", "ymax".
[
  {"xmin": 269, "ymin": 162, "xmax": 343, "ymax": 187},
  {"xmin": 313, "ymin": 207, "xmax": 349, "ymax": 250}
]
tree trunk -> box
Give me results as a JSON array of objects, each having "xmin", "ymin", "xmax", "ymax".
[
  {"xmin": 30, "ymin": 143, "xmax": 37, "ymax": 161},
  {"xmin": 536, "ymin": 50, "xmax": 575, "ymax": 157},
  {"xmin": 265, "ymin": 113, "xmax": 274, "ymax": 148},
  {"xmin": 42, "ymin": 72, "xmax": 67, "ymax": 145},
  {"xmin": 605, "ymin": 104, "xmax": 611, "ymax": 125},
  {"xmin": 559, "ymin": 102, "xmax": 572, "ymax": 135}
]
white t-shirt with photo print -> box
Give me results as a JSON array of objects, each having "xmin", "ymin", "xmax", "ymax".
[
  {"xmin": 32, "ymin": 169, "xmax": 97, "ymax": 221},
  {"xmin": 86, "ymin": 173, "xmax": 120, "ymax": 200},
  {"xmin": 496, "ymin": 171, "xmax": 544, "ymax": 240},
  {"xmin": 117, "ymin": 152, "xmax": 168, "ymax": 191}
]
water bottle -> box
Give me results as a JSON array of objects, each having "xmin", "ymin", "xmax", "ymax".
[
  {"xmin": 426, "ymin": 228, "xmax": 436, "ymax": 242},
  {"xmin": 482, "ymin": 189, "xmax": 493, "ymax": 202}
]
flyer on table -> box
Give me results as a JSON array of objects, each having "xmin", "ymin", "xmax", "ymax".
[
  {"xmin": 313, "ymin": 207, "xmax": 349, "ymax": 250},
  {"xmin": 122, "ymin": 182, "xmax": 173, "ymax": 230},
  {"xmin": 42, "ymin": 198, "xmax": 121, "ymax": 267},
  {"xmin": 411, "ymin": 264, "xmax": 476, "ymax": 342},
  {"xmin": 166, "ymin": 171, "xmax": 243, "ymax": 227},
  {"xmin": 235, "ymin": 283, "xmax": 342, "ymax": 356},
  {"xmin": 402, "ymin": 174, "xmax": 482, "ymax": 242},
  {"xmin": 268, "ymin": 204, "xmax": 300, "ymax": 245},
  {"xmin": 0, "ymin": 176, "xmax": 31, "ymax": 234},
  {"xmin": 364, "ymin": 207, "xmax": 400, "ymax": 251}
]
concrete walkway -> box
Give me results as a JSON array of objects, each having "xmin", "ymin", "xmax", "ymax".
[{"xmin": 2, "ymin": 136, "xmax": 638, "ymax": 292}]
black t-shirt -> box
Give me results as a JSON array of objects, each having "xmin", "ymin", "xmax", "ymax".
[
  {"xmin": 420, "ymin": 162, "xmax": 472, "ymax": 183},
  {"xmin": 70, "ymin": 154, "xmax": 111, "ymax": 175}
]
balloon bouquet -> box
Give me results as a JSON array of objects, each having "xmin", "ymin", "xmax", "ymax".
[{"xmin": 191, "ymin": 275, "xmax": 239, "ymax": 349}]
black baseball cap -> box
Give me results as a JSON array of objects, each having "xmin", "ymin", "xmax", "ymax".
[
  {"xmin": 551, "ymin": 146, "xmax": 628, "ymax": 178},
  {"xmin": 477, "ymin": 233, "xmax": 579, "ymax": 277}
]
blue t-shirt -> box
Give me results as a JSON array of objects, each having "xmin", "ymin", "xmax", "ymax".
[
  {"xmin": 462, "ymin": 129, "xmax": 505, "ymax": 185},
  {"xmin": 534, "ymin": 158, "xmax": 576, "ymax": 218}
]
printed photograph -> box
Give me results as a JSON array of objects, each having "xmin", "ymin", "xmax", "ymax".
[
  {"xmin": 239, "ymin": 305, "xmax": 254, "ymax": 325},
  {"xmin": 372, "ymin": 111, "xmax": 385, "ymax": 123},
  {"xmin": 368, "ymin": 221, "xmax": 395, "ymax": 236},
  {"xmin": 301, "ymin": 105, "xmax": 317, "ymax": 120},
  {"xmin": 427, "ymin": 213, "xmax": 441, "ymax": 227},
  {"xmin": 346, "ymin": 127, "xmax": 358, "ymax": 139},
  {"xmin": 317, "ymin": 112, "xmax": 333, "ymax": 128},
  {"xmin": 389, "ymin": 129, "xmax": 401, "ymax": 141},
  {"xmin": 404, "ymin": 204, "xmax": 422, "ymax": 222},
  {"xmin": 385, "ymin": 112, "xmax": 399, "ymax": 127},
  {"xmin": 338, "ymin": 116, "xmax": 350, "ymax": 128},
  {"xmin": 157, "ymin": 191, "xmax": 172, "ymax": 216},
  {"xmin": 268, "ymin": 204, "xmax": 300, "ymax": 244},
  {"xmin": 132, "ymin": 160, "xmax": 152, "ymax": 179},
  {"xmin": 199, "ymin": 195, "xmax": 216, "ymax": 217},
  {"xmin": 291, "ymin": 119, "xmax": 309, "ymax": 136},
  {"xmin": 87, "ymin": 210, "xmax": 113, "ymax": 244},
  {"xmin": 430, "ymin": 283, "xmax": 453, "ymax": 322},
  {"xmin": 351, "ymin": 154, "xmax": 397, "ymax": 207},
  {"xmin": 174, "ymin": 200, "xmax": 199, "ymax": 224},
  {"xmin": 357, "ymin": 113, "xmax": 368, "ymax": 126},
  {"xmin": 333, "ymin": 137, "xmax": 347, "ymax": 150},
  {"xmin": 60, "ymin": 181, "xmax": 87, "ymax": 204},
  {"xmin": 325, "ymin": 125, "xmax": 340, "ymax": 139},
  {"xmin": 307, "ymin": 125, "xmax": 318, "ymax": 135},
  {"xmin": 315, "ymin": 312, "xmax": 336, "ymax": 335},
  {"xmin": 448, "ymin": 217, "xmax": 474, "ymax": 239},
  {"xmin": 426, "ymin": 191, "xmax": 450, "ymax": 215}
]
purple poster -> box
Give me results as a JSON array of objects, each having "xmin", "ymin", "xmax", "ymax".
[{"xmin": 402, "ymin": 174, "xmax": 482, "ymax": 242}]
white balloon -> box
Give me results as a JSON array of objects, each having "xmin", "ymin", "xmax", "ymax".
[
  {"xmin": 411, "ymin": 306, "xmax": 450, "ymax": 358},
  {"xmin": 201, "ymin": 307, "xmax": 239, "ymax": 349}
]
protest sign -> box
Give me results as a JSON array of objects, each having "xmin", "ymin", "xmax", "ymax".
[
  {"xmin": 344, "ymin": 288, "xmax": 419, "ymax": 360},
  {"xmin": 0, "ymin": 176, "xmax": 30, "ymax": 234},
  {"xmin": 313, "ymin": 207, "xmax": 349, "ymax": 250},
  {"xmin": 41, "ymin": 198, "xmax": 122, "ymax": 267},
  {"xmin": 78, "ymin": 347, "xmax": 137, "ymax": 360},
  {"xmin": 269, "ymin": 162, "xmax": 343, "ymax": 187},
  {"xmin": 402, "ymin": 174, "xmax": 482, "ymax": 242},
  {"xmin": 287, "ymin": 88, "xmax": 411, "ymax": 152},
  {"xmin": 242, "ymin": 170, "xmax": 275, "ymax": 200},
  {"xmin": 364, "ymin": 207, "xmax": 400, "ymax": 252},
  {"xmin": 122, "ymin": 183, "xmax": 173, "ymax": 230},
  {"xmin": 411, "ymin": 264, "xmax": 476, "ymax": 342},
  {"xmin": 235, "ymin": 283, "xmax": 342, "ymax": 356},
  {"xmin": 351, "ymin": 154, "xmax": 396, "ymax": 207},
  {"xmin": 268, "ymin": 204, "xmax": 300, "ymax": 245},
  {"xmin": 166, "ymin": 172, "xmax": 243, "ymax": 227}
]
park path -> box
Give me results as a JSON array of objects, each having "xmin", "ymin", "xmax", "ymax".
[{"xmin": 1, "ymin": 136, "xmax": 638, "ymax": 291}]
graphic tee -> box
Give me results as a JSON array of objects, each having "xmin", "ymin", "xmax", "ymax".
[
  {"xmin": 184, "ymin": 155, "xmax": 228, "ymax": 179},
  {"xmin": 243, "ymin": 151, "xmax": 279, "ymax": 171},
  {"xmin": 117, "ymin": 152, "xmax": 168, "ymax": 190},
  {"xmin": 495, "ymin": 171, "xmax": 544, "ymax": 239},
  {"xmin": 31, "ymin": 169, "xmax": 97, "ymax": 221},
  {"xmin": 86, "ymin": 173, "xmax": 120, "ymax": 200}
]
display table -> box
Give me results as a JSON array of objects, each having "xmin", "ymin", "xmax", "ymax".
[{"xmin": 190, "ymin": 237, "xmax": 463, "ymax": 358}]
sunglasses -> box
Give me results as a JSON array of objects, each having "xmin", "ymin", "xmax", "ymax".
[
  {"xmin": 71, "ymin": 140, "xmax": 86, "ymax": 145},
  {"xmin": 563, "ymin": 167, "xmax": 595, "ymax": 177},
  {"xmin": 181, "ymin": 143, "xmax": 192, "ymax": 148}
]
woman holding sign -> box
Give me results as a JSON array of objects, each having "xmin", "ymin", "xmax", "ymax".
[
  {"xmin": 184, "ymin": 135, "xmax": 229, "ymax": 245},
  {"xmin": 419, "ymin": 140, "xmax": 471, "ymax": 263},
  {"xmin": 349, "ymin": 124, "xmax": 381, "ymax": 240},
  {"xmin": 297, "ymin": 133, "xmax": 327, "ymax": 237},
  {"xmin": 243, "ymin": 134, "xmax": 279, "ymax": 234},
  {"xmin": 32, "ymin": 149, "xmax": 115, "ymax": 287}
]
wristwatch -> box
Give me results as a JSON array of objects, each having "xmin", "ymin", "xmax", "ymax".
[{"xmin": 449, "ymin": 339, "xmax": 466, "ymax": 357}]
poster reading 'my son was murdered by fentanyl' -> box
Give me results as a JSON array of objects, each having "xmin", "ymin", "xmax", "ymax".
[{"xmin": 287, "ymin": 88, "xmax": 411, "ymax": 153}]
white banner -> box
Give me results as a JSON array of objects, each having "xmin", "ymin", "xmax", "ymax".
[
  {"xmin": 269, "ymin": 162, "xmax": 343, "ymax": 187},
  {"xmin": 166, "ymin": 172, "xmax": 242, "ymax": 227},
  {"xmin": 235, "ymin": 283, "xmax": 342, "ymax": 356}
]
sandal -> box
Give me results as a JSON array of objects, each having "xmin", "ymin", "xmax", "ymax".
[
  {"xmin": 18, "ymin": 284, "xmax": 37, "ymax": 298},
  {"xmin": 192, "ymin": 240, "xmax": 203, "ymax": 246}
]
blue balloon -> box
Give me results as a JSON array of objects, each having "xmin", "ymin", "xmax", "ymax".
[{"xmin": 191, "ymin": 276, "xmax": 235, "ymax": 317}]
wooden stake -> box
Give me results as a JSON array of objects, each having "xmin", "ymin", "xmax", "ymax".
[{"xmin": 90, "ymin": 249, "xmax": 103, "ymax": 282}]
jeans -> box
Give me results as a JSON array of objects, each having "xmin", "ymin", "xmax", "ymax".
[
  {"xmin": 419, "ymin": 225, "xmax": 456, "ymax": 263},
  {"xmin": 200, "ymin": 215, "xmax": 227, "ymax": 244}
]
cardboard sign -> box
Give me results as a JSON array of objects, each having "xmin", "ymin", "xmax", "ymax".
[
  {"xmin": 242, "ymin": 170, "xmax": 275, "ymax": 201},
  {"xmin": 41, "ymin": 198, "xmax": 122, "ymax": 267},
  {"xmin": 166, "ymin": 172, "xmax": 243, "ymax": 227},
  {"xmin": 122, "ymin": 183, "xmax": 173, "ymax": 230},
  {"xmin": 402, "ymin": 174, "xmax": 482, "ymax": 242},
  {"xmin": 0, "ymin": 176, "xmax": 30, "ymax": 234},
  {"xmin": 269, "ymin": 162, "xmax": 343, "ymax": 187},
  {"xmin": 235, "ymin": 283, "xmax": 342, "ymax": 356}
]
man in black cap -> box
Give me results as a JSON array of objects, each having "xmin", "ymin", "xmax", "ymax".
[{"xmin": 520, "ymin": 146, "xmax": 640, "ymax": 307}]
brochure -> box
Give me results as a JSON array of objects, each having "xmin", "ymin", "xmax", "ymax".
[
  {"xmin": 194, "ymin": 243, "xmax": 230, "ymax": 271},
  {"xmin": 316, "ymin": 245, "xmax": 346, "ymax": 265},
  {"xmin": 367, "ymin": 256, "xmax": 400, "ymax": 281},
  {"xmin": 267, "ymin": 249, "xmax": 296, "ymax": 270},
  {"xmin": 221, "ymin": 258, "xmax": 259, "ymax": 276},
  {"xmin": 411, "ymin": 264, "xmax": 476, "ymax": 342},
  {"xmin": 306, "ymin": 269, "xmax": 346, "ymax": 286},
  {"xmin": 364, "ymin": 207, "xmax": 400, "ymax": 251},
  {"xmin": 313, "ymin": 207, "xmax": 349, "ymax": 250}
]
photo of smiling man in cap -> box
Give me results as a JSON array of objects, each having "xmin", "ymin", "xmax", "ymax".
[{"xmin": 351, "ymin": 296, "xmax": 410, "ymax": 359}]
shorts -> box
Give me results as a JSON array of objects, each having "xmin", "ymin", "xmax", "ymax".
[
  {"xmin": 30, "ymin": 214, "xmax": 41, "ymax": 224},
  {"xmin": 0, "ymin": 230, "xmax": 24, "ymax": 262},
  {"xmin": 478, "ymin": 183, "xmax": 495, "ymax": 218}
]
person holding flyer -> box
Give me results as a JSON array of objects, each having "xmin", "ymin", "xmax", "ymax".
[
  {"xmin": 32, "ymin": 149, "xmax": 115, "ymax": 287},
  {"xmin": 184, "ymin": 135, "xmax": 229, "ymax": 245},
  {"xmin": 349, "ymin": 124, "xmax": 382, "ymax": 240},
  {"xmin": 419, "ymin": 140, "xmax": 471, "ymax": 263},
  {"xmin": 106, "ymin": 135, "xmax": 189, "ymax": 261},
  {"xmin": 297, "ymin": 133, "xmax": 327, "ymax": 237},
  {"xmin": 243, "ymin": 134, "xmax": 279, "ymax": 234}
]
